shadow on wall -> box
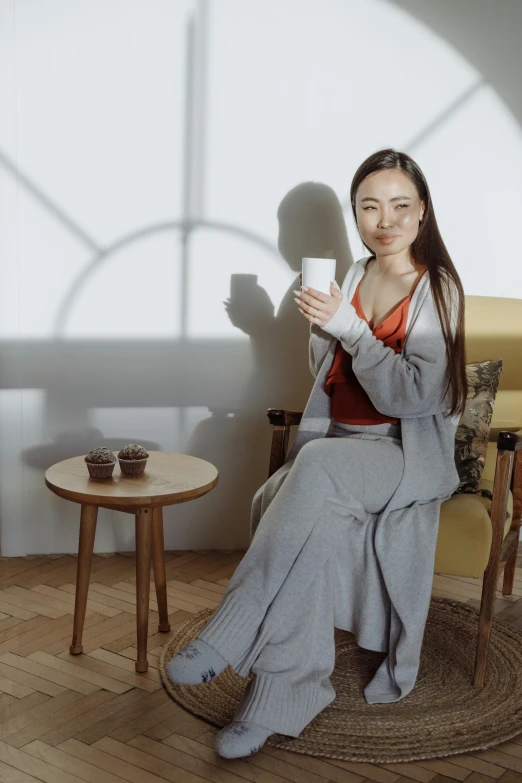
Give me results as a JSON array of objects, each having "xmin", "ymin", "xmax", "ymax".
[
  {"xmin": 389, "ymin": 0, "xmax": 522, "ymax": 131},
  {"xmin": 183, "ymin": 182, "xmax": 353, "ymax": 547},
  {"xmin": 23, "ymin": 430, "xmax": 161, "ymax": 470},
  {"xmin": 3, "ymin": 182, "xmax": 352, "ymax": 551}
]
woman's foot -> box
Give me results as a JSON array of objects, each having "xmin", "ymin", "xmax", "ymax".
[
  {"xmin": 215, "ymin": 721, "xmax": 273, "ymax": 758},
  {"xmin": 166, "ymin": 639, "xmax": 228, "ymax": 685}
]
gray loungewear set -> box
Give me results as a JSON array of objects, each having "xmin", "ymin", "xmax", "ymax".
[{"xmin": 198, "ymin": 255, "xmax": 461, "ymax": 736}]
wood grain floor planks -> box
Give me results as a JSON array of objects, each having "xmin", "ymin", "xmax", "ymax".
[{"xmin": 1, "ymin": 550, "xmax": 522, "ymax": 783}]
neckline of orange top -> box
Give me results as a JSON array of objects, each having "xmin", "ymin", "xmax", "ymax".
[{"xmin": 353, "ymin": 269, "xmax": 427, "ymax": 332}]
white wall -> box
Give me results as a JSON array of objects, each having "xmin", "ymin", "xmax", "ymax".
[{"xmin": 1, "ymin": 0, "xmax": 522, "ymax": 555}]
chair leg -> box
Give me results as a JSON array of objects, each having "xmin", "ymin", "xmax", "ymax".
[
  {"xmin": 70, "ymin": 504, "xmax": 98, "ymax": 655},
  {"xmin": 135, "ymin": 507, "xmax": 153, "ymax": 673},
  {"xmin": 151, "ymin": 506, "xmax": 170, "ymax": 633},
  {"xmin": 505, "ymin": 447, "xmax": 522, "ymax": 595},
  {"xmin": 474, "ymin": 446, "xmax": 515, "ymax": 686},
  {"xmin": 502, "ymin": 547, "xmax": 518, "ymax": 596},
  {"xmin": 473, "ymin": 558, "xmax": 500, "ymax": 687}
]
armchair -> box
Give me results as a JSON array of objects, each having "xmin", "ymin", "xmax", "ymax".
[{"xmin": 265, "ymin": 294, "xmax": 522, "ymax": 688}]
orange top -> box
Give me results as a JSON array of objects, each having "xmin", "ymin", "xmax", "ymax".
[{"xmin": 325, "ymin": 270, "xmax": 427, "ymax": 424}]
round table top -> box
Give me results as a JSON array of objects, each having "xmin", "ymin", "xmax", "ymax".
[{"xmin": 45, "ymin": 451, "xmax": 219, "ymax": 509}]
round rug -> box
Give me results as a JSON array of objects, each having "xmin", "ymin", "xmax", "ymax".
[{"xmin": 159, "ymin": 597, "xmax": 522, "ymax": 762}]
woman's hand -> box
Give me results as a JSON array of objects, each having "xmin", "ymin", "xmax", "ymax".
[{"xmin": 293, "ymin": 278, "xmax": 343, "ymax": 328}]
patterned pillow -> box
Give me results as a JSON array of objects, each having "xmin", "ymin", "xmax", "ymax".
[{"xmin": 453, "ymin": 359, "xmax": 503, "ymax": 494}]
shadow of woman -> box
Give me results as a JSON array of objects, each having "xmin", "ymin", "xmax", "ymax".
[{"xmin": 181, "ymin": 182, "xmax": 353, "ymax": 547}]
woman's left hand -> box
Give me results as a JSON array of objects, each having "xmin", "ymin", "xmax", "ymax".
[{"xmin": 293, "ymin": 282, "xmax": 343, "ymax": 328}]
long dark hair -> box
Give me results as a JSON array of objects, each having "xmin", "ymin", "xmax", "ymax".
[{"xmin": 349, "ymin": 148, "xmax": 468, "ymax": 418}]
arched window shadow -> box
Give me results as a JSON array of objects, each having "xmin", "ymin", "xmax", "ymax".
[{"xmin": 1, "ymin": 0, "xmax": 513, "ymax": 551}]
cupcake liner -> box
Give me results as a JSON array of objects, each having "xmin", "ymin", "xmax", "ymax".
[
  {"xmin": 86, "ymin": 461, "xmax": 116, "ymax": 479},
  {"xmin": 118, "ymin": 457, "xmax": 148, "ymax": 476}
]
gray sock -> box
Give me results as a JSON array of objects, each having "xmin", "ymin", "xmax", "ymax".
[
  {"xmin": 166, "ymin": 639, "xmax": 228, "ymax": 685},
  {"xmin": 215, "ymin": 721, "xmax": 273, "ymax": 758}
]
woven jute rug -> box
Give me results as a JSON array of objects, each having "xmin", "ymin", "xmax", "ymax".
[{"xmin": 159, "ymin": 596, "xmax": 522, "ymax": 763}]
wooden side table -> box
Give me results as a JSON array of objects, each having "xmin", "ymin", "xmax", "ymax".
[{"xmin": 45, "ymin": 451, "xmax": 218, "ymax": 672}]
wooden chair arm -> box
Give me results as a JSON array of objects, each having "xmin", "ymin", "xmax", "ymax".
[
  {"xmin": 497, "ymin": 429, "xmax": 522, "ymax": 452},
  {"xmin": 496, "ymin": 429, "xmax": 522, "ymax": 497},
  {"xmin": 267, "ymin": 409, "xmax": 303, "ymax": 427},
  {"xmin": 266, "ymin": 408, "xmax": 303, "ymax": 478}
]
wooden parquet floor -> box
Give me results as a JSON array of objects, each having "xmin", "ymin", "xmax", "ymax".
[{"xmin": 2, "ymin": 550, "xmax": 522, "ymax": 783}]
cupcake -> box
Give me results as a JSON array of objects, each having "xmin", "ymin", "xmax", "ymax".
[
  {"xmin": 117, "ymin": 444, "xmax": 149, "ymax": 476},
  {"xmin": 85, "ymin": 447, "xmax": 117, "ymax": 479}
]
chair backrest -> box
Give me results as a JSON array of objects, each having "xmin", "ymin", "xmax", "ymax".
[{"xmin": 464, "ymin": 295, "xmax": 522, "ymax": 433}]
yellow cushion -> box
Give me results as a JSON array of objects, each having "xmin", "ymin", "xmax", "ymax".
[{"xmin": 435, "ymin": 475, "xmax": 514, "ymax": 578}]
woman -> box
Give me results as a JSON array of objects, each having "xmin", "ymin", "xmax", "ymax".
[{"xmin": 167, "ymin": 148, "xmax": 468, "ymax": 758}]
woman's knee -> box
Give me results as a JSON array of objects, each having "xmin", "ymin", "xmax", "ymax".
[
  {"xmin": 295, "ymin": 438, "xmax": 326, "ymax": 463},
  {"xmin": 285, "ymin": 441, "xmax": 337, "ymax": 494},
  {"xmin": 294, "ymin": 438, "xmax": 339, "ymax": 476}
]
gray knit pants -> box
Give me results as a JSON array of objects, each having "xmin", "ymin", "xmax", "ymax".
[{"xmin": 198, "ymin": 419, "xmax": 404, "ymax": 736}]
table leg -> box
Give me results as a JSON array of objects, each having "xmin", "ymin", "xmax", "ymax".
[
  {"xmin": 151, "ymin": 507, "xmax": 171, "ymax": 633},
  {"xmin": 135, "ymin": 507, "xmax": 152, "ymax": 673},
  {"xmin": 70, "ymin": 504, "xmax": 98, "ymax": 655}
]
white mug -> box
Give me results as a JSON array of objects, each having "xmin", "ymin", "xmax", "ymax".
[{"xmin": 302, "ymin": 257, "xmax": 337, "ymax": 295}]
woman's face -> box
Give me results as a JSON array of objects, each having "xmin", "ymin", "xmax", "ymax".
[{"xmin": 354, "ymin": 169, "xmax": 425, "ymax": 258}]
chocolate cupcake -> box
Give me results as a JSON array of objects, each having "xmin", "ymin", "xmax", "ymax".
[
  {"xmin": 117, "ymin": 444, "xmax": 149, "ymax": 476},
  {"xmin": 85, "ymin": 447, "xmax": 117, "ymax": 479}
]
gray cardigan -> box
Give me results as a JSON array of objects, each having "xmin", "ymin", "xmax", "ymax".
[{"xmin": 285, "ymin": 255, "xmax": 461, "ymax": 703}]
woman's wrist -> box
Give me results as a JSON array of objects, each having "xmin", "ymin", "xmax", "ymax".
[{"xmin": 321, "ymin": 296, "xmax": 357, "ymax": 340}]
